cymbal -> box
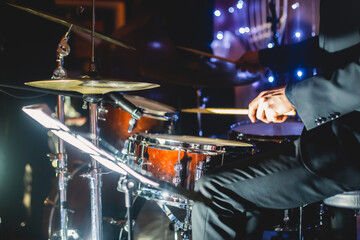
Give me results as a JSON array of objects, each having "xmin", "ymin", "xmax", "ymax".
[
  {"xmin": 182, "ymin": 108, "xmax": 296, "ymax": 116},
  {"xmin": 25, "ymin": 77, "xmax": 160, "ymax": 95},
  {"xmin": 139, "ymin": 52, "xmax": 262, "ymax": 88},
  {"xmin": 7, "ymin": 2, "xmax": 135, "ymax": 51}
]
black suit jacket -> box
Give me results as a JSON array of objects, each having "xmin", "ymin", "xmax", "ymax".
[{"xmin": 259, "ymin": 0, "xmax": 360, "ymax": 188}]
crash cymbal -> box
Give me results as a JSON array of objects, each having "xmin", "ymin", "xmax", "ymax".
[
  {"xmin": 25, "ymin": 77, "xmax": 160, "ymax": 95},
  {"xmin": 139, "ymin": 52, "xmax": 262, "ymax": 88},
  {"xmin": 7, "ymin": 2, "xmax": 135, "ymax": 51},
  {"xmin": 182, "ymin": 108, "xmax": 296, "ymax": 116}
]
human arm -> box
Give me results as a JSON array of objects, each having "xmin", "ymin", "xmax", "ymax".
[{"xmin": 236, "ymin": 36, "xmax": 322, "ymax": 74}]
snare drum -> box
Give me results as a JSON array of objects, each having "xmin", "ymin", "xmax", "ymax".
[
  {"xmin": 99, "ymin": 94, "xmax": 177, "ymax": 149},
  {"xmin": 229, "ymin": 119, "xmax": 304, "ymax": 153},
  {"xmin": 126, "ymin": 133, "xmax": 254, "ymax": 206}
]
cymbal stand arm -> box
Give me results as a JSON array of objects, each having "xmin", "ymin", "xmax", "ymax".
[
  {"xmin": 52, "ymin": 25, "xmax": 72, "ymax": 80},
  {"xmin": 196, "ymin": 89, "xmax": 203, "ymax": 136},
  {"xmin": 89, "ymin": 0, "xmax": 96, "ymax": 73},
  {"xmin": 50, "ymin": 26, "xmax": 73, "ymax": 240}
]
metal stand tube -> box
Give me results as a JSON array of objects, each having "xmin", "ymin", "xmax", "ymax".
[
  {"xmin": 89, "ymin": 101, "xmax": 103, "ymax": 240},
  {"xmin": 57, "ymin": 95, "xmax": 69, "ymax": 240},
  {"xmin": 299, "ymin": 206, "xmax": 303, "ymax": 240}
]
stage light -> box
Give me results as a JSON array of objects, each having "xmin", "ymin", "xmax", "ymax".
[
  {"xmin": 228, "ymin": 7, "xmax": 234, "ymax": 13},
  {"xmin": 216, "ymin": 31, "xmax": 224, "ymax": 40},
  {"xmin": 268, "ymin": 75, "xmax": 275, "ymax": 83},
  {"xmin": 149, "ymin": 41, "xmax": 162, "ymax": 49},
  {"xmin": 292, "ymin": 3, "xmax": 299, "ymax": 9},
  {"xmin": 214, "ymin": 10, "xmax": 221, "ymax": 17},
  {"xmin": 237, "ymin": 27, "xmax": 249, "ymax": 35},
  {"xmin": 267, "ymin": 42, "xmax": 274, "ymax": 48},
  {"xmin": 237, "ymin": 0, "xmax": 244, "ymax": 9},
  {"xmin": 313, "ymin": 68, "xmax": 318, "ymax": 76},
  {"xmin": 297, "ymin": 70, "xmax": 303, "ymax": 78},
  {"xmin": 295, "ymin": 31, "xmax": 301, "ymax": 39}
]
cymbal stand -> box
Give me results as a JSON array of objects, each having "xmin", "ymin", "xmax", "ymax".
[
  {"xmin": 49, "ymin": 25, "xmax": 73, "ymax": 240},
  {"xmin": 83, "ymin": 95, "xmax": 104, "ymax": 240},
  {"xmin": 196, "ymin": 89, "xmax": 208, "ymax": 136},
  {"xmin": 82, "ymin": 0, "xmax": 105, "ymax": 238}
]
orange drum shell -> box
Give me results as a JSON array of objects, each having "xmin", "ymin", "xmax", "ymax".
[
  {"xmin": 99, "ymin": 106, "xmax": 173, "ymax": 149},
  {"xmin": 144, "ymin": 147, "xmax": 208, "ymax": 190}
]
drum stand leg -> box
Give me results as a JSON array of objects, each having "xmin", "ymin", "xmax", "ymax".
[{"xmin": 154, "ymin": 201, "xmax": 192, "ymax": 240}]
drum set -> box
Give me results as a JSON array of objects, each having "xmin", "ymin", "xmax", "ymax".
[{"xmin": 5, "ymin": 2, "xmax": 312, "ymax": 240}]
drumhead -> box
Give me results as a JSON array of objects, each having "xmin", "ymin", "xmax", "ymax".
[
  {"xmin": 134, "ymin": 133, "xmax": 253, "ymax": 154},
  {"xmin": 124, "ymin": 94, "xmax": 176, "ymax": 121},
  {"xmin": 230, "ymin": 119, "xmax": 304, "ymax": 137}
]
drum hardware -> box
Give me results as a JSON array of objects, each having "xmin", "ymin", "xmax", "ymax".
[
  {"xmin": 196, "ymin": 88, "xmax": 206, "ymax": 136},
  {"xmin": 97, "ymin": 102, "xmax": 108, "ymax": 122},
  {"xmin": 117, "ymin": 176, "xmax": 137, "ymax": 240},
  {"xmin": 194, "ymin": 161, "xmax": 205, "ymax": 182},
  {"xmin": 84, "ymin": 94, "xmax": 104, "ymax": 240},
  {"xmin": 43, "ymin": 23, "xmax": 74, "ymax": 240},
  {"xmin": 44, "ymin": 197, "xmax": 75, "ymax": 214},
  {"xmin": 154, "ymin": 200, "xmax": 192, "ymax": 240}
]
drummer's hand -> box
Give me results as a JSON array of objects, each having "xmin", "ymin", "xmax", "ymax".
[
  {"xmin": 248, "ymin": 86, "xmax": 295, "ymax": 123},
  {"xmin": 236, "ymin": 50, "xmax": 265, "ymax": 73}
]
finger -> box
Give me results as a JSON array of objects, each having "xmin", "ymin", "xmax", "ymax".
[
  {"xmin": 248, "ymin": 101, "xmax": 258, "ymax": 123},
  {"xmin": 264, "ymin": 107, "xmax": 278, "ymax": 123},
  {"xmin": 256, "ymin": 99, "xmax": 269, "ymax": 123},
  {"xmin": 273, "ymin": 115, "xmax": 288, "ymax": 123}
]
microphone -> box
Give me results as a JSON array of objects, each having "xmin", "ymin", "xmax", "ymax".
[{"xmin": 107, "ymin": 92, "xmax": 143, "ymax": 133}]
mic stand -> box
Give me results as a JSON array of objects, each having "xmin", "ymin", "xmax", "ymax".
[{"xmin": 118, "ymin": 176, "xmax": 136, "ymax": 240}]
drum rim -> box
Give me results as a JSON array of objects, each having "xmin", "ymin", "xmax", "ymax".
[
  {"xmin": 133, "ymin": 133, "xmax": 254, "ymax": 154},
  {"xmin": 229, "ymin": 119, "xmax": 304, "ymax": 138}
]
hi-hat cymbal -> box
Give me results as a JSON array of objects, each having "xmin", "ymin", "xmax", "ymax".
[
  {"xmin": 139, "ymin": 52, "xmax": 262, "ymax": 88},
  {"xmin": 25, "ymin": 77, "xmax": 160, "ymax": 95},
  {"xmin": 7, "ymin": 2, "xmax": 135, "ymax": 51}
]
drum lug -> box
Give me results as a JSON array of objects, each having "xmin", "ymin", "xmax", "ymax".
[
  {"xmin": 97, "ymin": 102, "xmax": 108, "ymax": 121},
  {"xmin": 173, "ymin": 162, "xmax": 183, "ymax": 186},
  {"xmin": 195, "ymin": 161, "xmax": 205, "ymax": 183}
]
